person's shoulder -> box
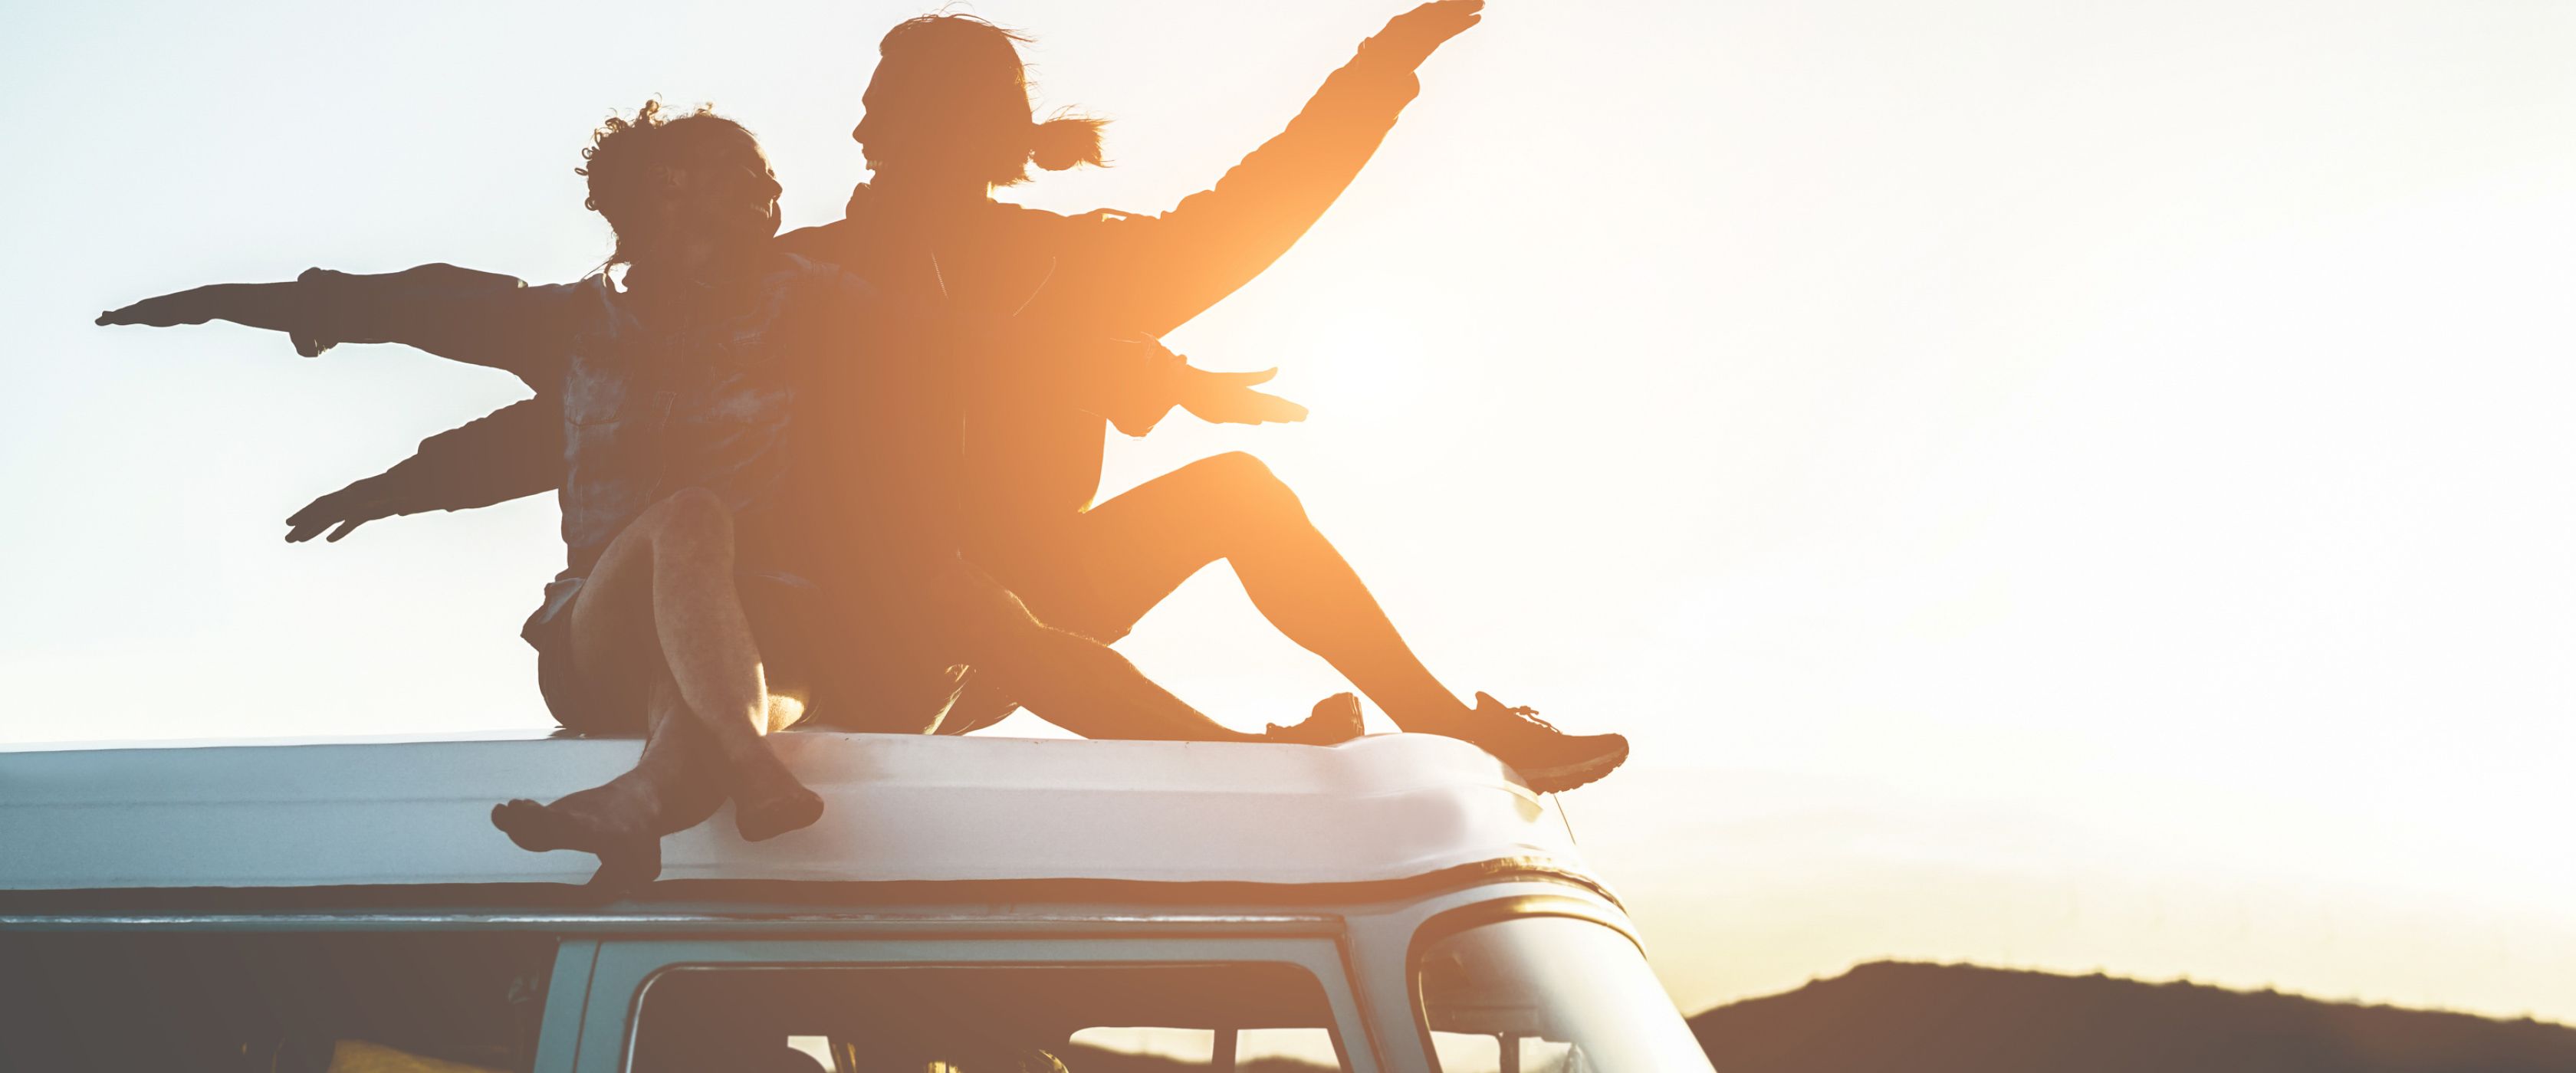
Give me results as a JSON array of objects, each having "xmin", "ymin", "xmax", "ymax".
[
  {"xmin": 984, "ymin": 202, "xmax": 1158, "ymax": 267},
  {"xmin": 771, "ymin": 252, "xmax": 876, "ymax": 306},
  {"xmin": 774, "ymin": 251, "xmax": 861, "ymax": 284},
  {"xmin": 521, "ymin": 272, "xmax": 616, "ymax": 319},
  {"xmin": 991, "ymin": 199, "xmax": 1150, "ymax": 229},
  {"xmin": 534, "ymin": 271, "xmax": 613, "ymax": 297},
  {"xmin": 472, "ymin": 273, "xmax": 613, "ymax": 350},
  {"xmin": 776, "ymin": 218, "xmax": 852, "ymax": 261},
  {"xmin": 771, "ymin": 182, "xmax": 885, "ymax": 261}
]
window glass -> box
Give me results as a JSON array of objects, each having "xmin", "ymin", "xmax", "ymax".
[
  {"xmin": 786, "ymin": 1035, "xmax": 836, "ymax": 1068},
  {"xmin": 1414, "ymin": 914, "xmax": 1714, "ymax": 1073},
  {"xmin": 0, "ymin": 930, "xmax": 551, "ymax": 1072},
  {"xmin": 630, "ymin": 963, "xmax": 1349, "ymax": 1072}
]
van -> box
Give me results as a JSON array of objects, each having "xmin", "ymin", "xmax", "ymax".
[{"xmin": 0, "ymin": 732, "xmax": 1714, "ymax": 1072}]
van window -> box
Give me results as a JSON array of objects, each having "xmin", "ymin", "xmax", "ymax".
[
  {"xmin": 629, "ymin": 963, "xmax": 1349, "ymax": 1072},
  {"xmin": 0, "ymin": 930, "xmax": 554, "ymax": 1073},
  {"xmin": 1414, "ymin": 914, "xmax": 1714, "ymax": 1073}
]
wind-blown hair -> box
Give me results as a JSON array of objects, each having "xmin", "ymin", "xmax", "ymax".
[
  {"xmin": 577, "ymin": 99, "xmax": 760, "ymax": 266},
  {"xmin": 869, "ymin": 14, "xmax": 1106, "ymax": 186}
]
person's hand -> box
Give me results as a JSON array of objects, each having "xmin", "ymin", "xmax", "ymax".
[
  {"xmin": 1371, "ymin": 0, "xmax": 1484, "ymax": 67},
  {"xmin": 284, "ymin": 475, "xmax": 402, "ymax": 543},
  {"xmin": 95, "ymin": 285, "xmax": 231, "ymax": 328},
  {"xmin": 1178, "ymin": 366, "xmax": 1309, "ymax": 426},
  {"xmin": 98, "ymin": 281, "xmax": 310, "ymax": 348}
]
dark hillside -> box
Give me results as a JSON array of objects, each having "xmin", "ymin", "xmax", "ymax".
[{"xmin": 1691, "ymin": 960, "xmax": 2576, "ymax": 1073}]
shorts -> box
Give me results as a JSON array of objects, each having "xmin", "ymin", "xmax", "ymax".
[
  {"xmin": 531, "ymin": 569, "xmax": 833, "ymax": 737},
  {"xmin": 532, "ymin": 566, "xmax": 983, "ymax": 737},
  {"xmin": 936, "ymin": 527, "xmax": 1137, "ymax": 736}
]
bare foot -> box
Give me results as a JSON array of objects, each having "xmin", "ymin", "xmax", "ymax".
[
  {"xmin": 733, "ymin": 781, "xmax": 826, "ymax": 842},
  {"xmin": 489, "ymin": 783, "xmax": 662, "ymax": 891},
  {"xmin": 1266, "ymin": 692, "xmax": 1365, "ymax": 745},
  {"xmin": 721, "ymin": 739, "xmax": 826, "ymax": 842}
]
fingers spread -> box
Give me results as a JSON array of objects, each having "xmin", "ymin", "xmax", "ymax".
[
  {"xmin": 284, "ymin": 495, "xmax": 340, "ymax": 530},
  {"xmin": 1194, "ymin": 388, "xmax": 1309, "ymax": 425},
  {"xmin": 1212, "ymin": 367, "xmax": 1279, "ymax": 387},
  {"xmin": 1250, "ymin": 391, "xmax": 1309, "ymax": 423}
]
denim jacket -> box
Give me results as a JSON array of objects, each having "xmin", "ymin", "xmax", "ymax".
[{"xmin": 289, "ymin": 255, "xmax": 858, "ymax": 644}]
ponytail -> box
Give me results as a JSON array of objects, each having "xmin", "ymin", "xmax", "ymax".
[{"xmin": 1029, "ymin": 114, "xmax": 1108, "ymax": 172}]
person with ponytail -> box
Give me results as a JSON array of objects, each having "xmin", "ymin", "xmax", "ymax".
[{"xmin": 280, "ymin": 2, "xmax": 1632, "ymax": 792}]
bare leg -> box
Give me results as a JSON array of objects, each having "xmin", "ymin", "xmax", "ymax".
[
  {"xmin": 491, "ymin": 672, "xmax": 726, "ymax": 888},
  {"xmin": 567, "ymin": 487, "xmax": 821, "ymax": 838},
  {"xmin": 972, "ymin": 452, "xmax": 1474, "ymax": 733},
  {"xmin": 918, "ymin": 560, "xmax": 1354, "ymax": 743},
  {"xmin": 491, "ymin": 488, "xmax": 820, "ymax": 884},
  {"xmin": 957, "ymin": 454, "xmax": 1628, "ymax": 789}
]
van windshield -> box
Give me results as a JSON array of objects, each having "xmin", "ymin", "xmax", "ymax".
[{"xmin": 1414, "ymin": 914, "xmax": 1714, "ymax": 1072}]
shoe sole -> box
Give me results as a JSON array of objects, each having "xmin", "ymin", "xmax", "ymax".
[{"xmin": 1516, "ymin": 738, "xmax": 1631, "ymax": 794}]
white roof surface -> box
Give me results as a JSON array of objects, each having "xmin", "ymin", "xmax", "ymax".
[{"xmin": 0, "ymin": 732, "xmax": 1589, "ymax": 893}]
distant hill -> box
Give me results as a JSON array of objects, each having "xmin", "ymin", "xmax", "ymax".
[{"xmin": 1691, "ymin": 960, "xmax": 2576, "ymax": 1073}]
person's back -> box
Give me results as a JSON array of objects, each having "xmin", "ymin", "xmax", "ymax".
[
  {"xmin": 782, "ymin": 192, "xmax": 1102, "ymax": 547},
  {"xmin": 780, "ymin": 4, "xmax": 1451, "ymax": 536}
]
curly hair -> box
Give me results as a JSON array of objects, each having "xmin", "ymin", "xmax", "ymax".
[
  {"xmin": 870, "ymin": 14, "xmax": 1107, "ymax": 187},
  {"xmin": 576, "ymin": 99, "xmax": 759, "ymax": 266}
]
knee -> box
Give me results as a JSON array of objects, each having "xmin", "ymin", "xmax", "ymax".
[
  {"xmin": 643, "ymin": 487, "xmax": 734, "ymax": 546},
  {"xmin": 1196, "ymin": 452, "xmax": 1306, "ymax": 523}
]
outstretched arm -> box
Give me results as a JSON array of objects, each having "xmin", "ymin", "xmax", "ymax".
[
  {"xmin": 1060, "ymin": 1, "xmax": 1485, "ymax": 336},
  {"xmin": 95, "ymin": 281, "xmax": 306, "ymax": 340},
  {"xmin": 284, "ymin": 396, "xmax": 565, "ymax": 543},
  {"xmin": 98, "ymin": 263, "xmax": 594, "ymax": 386}
]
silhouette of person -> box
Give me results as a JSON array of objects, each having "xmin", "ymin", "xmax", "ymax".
[
  {"xmin": 97, "ymin": 103, "xmax": 1359, "ymax": 888},
  {"xmin": 279, "ymin": 2, "xmax": 1629, "ymax": 792}
]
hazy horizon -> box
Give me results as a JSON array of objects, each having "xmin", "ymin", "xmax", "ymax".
[{"xmin": 6, "ymin": 0, "xmax": 2571, "ymax": 1026}]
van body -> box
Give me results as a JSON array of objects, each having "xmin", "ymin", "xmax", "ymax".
[{"xmin": 0, "ymin": 732, "xmax": 1713, "ymax": 1072}]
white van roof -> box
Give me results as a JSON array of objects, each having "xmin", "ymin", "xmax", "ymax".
[{"xmin": 0, "ymin": 732, "xmax": 1592, "ymax": 894}]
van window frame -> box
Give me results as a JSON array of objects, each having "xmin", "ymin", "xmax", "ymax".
[
  {"xmin": 1401, "ymin": 894, "xmax": 1656, "ymax": 1073},
  {"xmin": 580, "ymin": 935, "xmax": 1378, "ymax": 1073}
]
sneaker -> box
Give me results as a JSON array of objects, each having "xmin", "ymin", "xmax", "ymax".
[
  {"xmin": 1265, "ymin": 692, "xmax": 1365, "ymax": 745},
  {"xmin": 1458, "ymin": 692, "xmax": 1628, "ymax": 792}
]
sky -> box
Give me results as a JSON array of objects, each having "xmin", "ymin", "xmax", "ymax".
[{"xmin": 6, "ymin": 0, "xmax": 2574, "ymax": 1025}]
